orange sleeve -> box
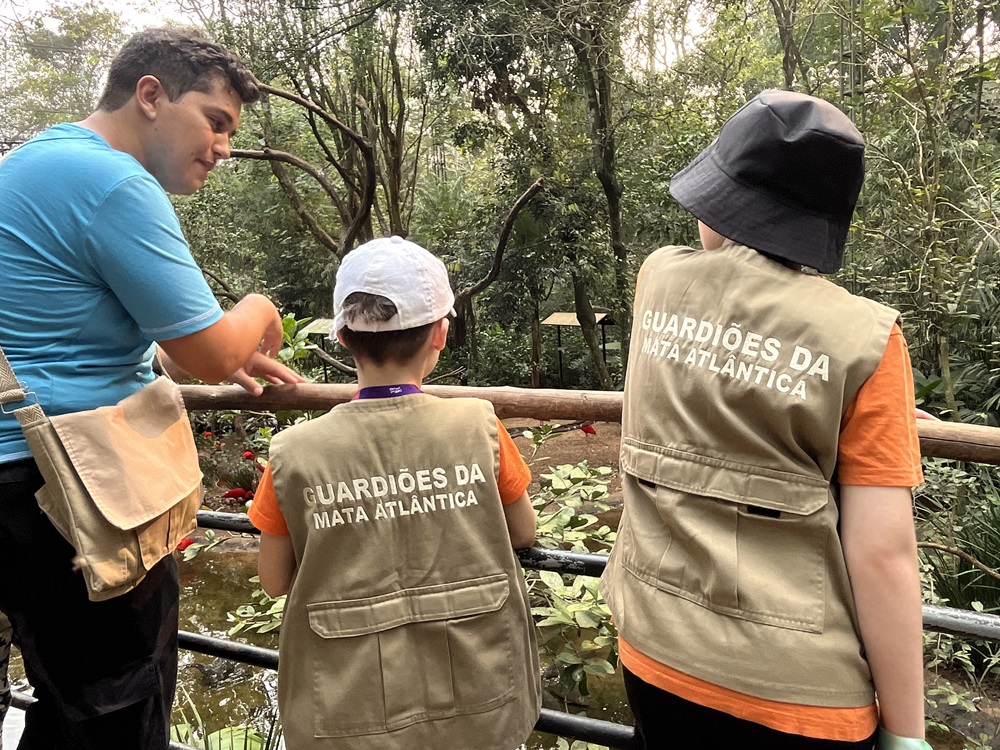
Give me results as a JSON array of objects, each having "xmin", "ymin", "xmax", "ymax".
[
  {"xmin": 496, "ymin": 418, "xmax": 531, "ymax": 505},
  {"xmin": 247, "ymin": 464, "xmax": 290, "ymax": 536},
  {"xmin": 837, "ymin": 324, "xmax": 923, "ymax": 487}
]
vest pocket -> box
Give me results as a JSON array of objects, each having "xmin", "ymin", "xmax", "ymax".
[
  {"xmin": 307, "ymin": 574, "xmax": 516, "ymax": 738},
  {"xmin": 734, "ymin": 492, "xmax": 829, "ymax": 633},
  {"xmin": 620, "ymin": 475, "xmax": 828, "ymax": 635}
]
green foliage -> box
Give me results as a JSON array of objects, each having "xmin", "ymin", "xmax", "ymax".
[
  {"xmin": 0, "ymin": 2, "xmax": 125, "ymax": 140},
  {"xmin": 918, "ymin": 459, "xmax": 1000, "ymax": 678},
  {"xmin": 519, "ymin": 433, "xmax": 619, "ymax": 703},
  {"xmin": 918, "ymin": 460, "xmax": 1000, "ymax": 614},
  {"xmin": 277, "ymin": 314, "xmax": 321, "ymax": 372},
  {"xmin": 173, "ymin": 685, "xmax": 282, "ymax": 750},
  {"xmin": 181, "ymin": 530, "xmax": 229, "ymax": 562},
  {"xmin": 552, "ymin": 740, "xmax": 609, "ymax": 750},
  {"xmin": 226, "ymin": 576, "xmax": 285, "ymax": 636},
  {"xmin": 532, "ymin": 462, "xmax": 616, "ymax": 554},
  {"xmin": 530, "ymin": 570, "xmax": 619, "ymax": 703},
  {"xmin": 467, "ymin": 324, "xmax": 533, "ymax": 386}
]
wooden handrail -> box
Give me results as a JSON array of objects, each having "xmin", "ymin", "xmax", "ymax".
[{"xmin": 179, "ymin": 383, "xmax": 1000, "ymax": 465}]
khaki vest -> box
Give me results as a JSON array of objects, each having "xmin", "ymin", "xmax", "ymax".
[
  {"xmin": 601, "ymin": 244, "xmax": 899, "ymax": 707},
  {"xmin": 270, "ymin": 394, "xmax": 540, "ymax": 750}
]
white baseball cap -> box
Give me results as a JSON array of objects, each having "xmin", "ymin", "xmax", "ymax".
[{"xmin": 332, "ymin": 236, "xmax": 456, "ymax": 334}]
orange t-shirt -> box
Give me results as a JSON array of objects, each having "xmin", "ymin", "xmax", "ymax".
[
  {"xmin": 620, "ymin": 324, "xmax": 923, "ymax": 741},
  {"xmin": 249, "ymin": 415, "xmax": 530, "ymax": 537}
]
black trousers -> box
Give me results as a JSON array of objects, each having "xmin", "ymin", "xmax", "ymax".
[
  {"xmin": 0, "ymin": 458, "xmax": 178, "ymax": 750},
  {"xmin": 623, "ymin": 666, "xmax": 877, "ymax": 750}
]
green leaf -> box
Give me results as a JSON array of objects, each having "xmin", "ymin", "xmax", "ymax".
[
  {"xmin": 582, "ymin": 658, "xmax": 616, "ymax": 675},
  {"xmin": 556, "ymin": 651, "xmax": 583, "ymax": 664}
]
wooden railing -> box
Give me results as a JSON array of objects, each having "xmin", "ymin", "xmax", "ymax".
[{"xmin": 181, "ymin": 383, "xmax": 1000, "ymax": 465}]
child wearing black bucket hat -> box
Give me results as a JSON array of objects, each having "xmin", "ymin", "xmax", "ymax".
[{"xmin": 600, "ymin": 91, "xmax": 928, "ymax": 749}]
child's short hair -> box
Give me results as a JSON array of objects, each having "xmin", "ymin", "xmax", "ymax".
[
  {"xmin": 669, "ymin": 90, "xmax": 864, "ymax": 274},
  {"xmin": 338, "ymin": 292, "xmax": 435, "ymax": 364},
  {"xmin": 331, "ymin": 236, "xmax": 455, "ymax": 363}
]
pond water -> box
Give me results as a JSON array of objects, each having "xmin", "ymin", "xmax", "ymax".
[{"xmin": 4, "ymin": 544, "xmax": 629, "ymax": 748}]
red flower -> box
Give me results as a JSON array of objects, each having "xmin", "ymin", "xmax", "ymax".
[
  {"xmin": 222, "ymin": 488, "xmax": 248, "ymax": 499},
  {"xmin": 202, "ymin": 431, "xmax": 213, "ymax": 437},
  {"xmin": 242, "ymin": 450, "xmax": 255, "ymax": 459},
  {"xmin": 580, "ymin": 424, "xmax": 597, "ymax": 435},
  {"xmin": 176, "ymin": 537, "xmax": 195, "ymax": 552}
]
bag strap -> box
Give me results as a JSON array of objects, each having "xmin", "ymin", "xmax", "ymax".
[{"xmin": 0, "ymin": 343, "xmax": 35, "ymax": 410}]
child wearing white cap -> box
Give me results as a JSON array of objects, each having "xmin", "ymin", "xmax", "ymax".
[
  {"xmin": 249, "ymin": 236, "xmax": 541, "ymax": 750},
  {"xmin": 601, "ymin": 91, "xmax": 927, "ymax": 749}
]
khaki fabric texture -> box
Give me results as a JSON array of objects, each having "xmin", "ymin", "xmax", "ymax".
[
  {"xmin": 270, "ymin": 394, "xmax": 540, "ymax": 750},
  {"xmin": 601, "ymin": 244, "xmax": 899, "ymax": 707},
  {"xmin": 14, "ymin": 377, "xmax": 201, "ymax": 601}
]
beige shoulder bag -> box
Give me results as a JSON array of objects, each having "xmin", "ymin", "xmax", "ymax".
[{"xmin": 0, "ymin": 344, "xmax": 202, "ymax": 601}]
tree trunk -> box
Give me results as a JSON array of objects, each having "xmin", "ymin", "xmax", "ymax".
[
  {"xmin": 569, "ymin": 28, "xmax": 631, "ymax": 373},
  {"xmin": 531, "ymin": 299, "xmax": 544, "ymax": 388},
  {"xmin": 572, "ymin": 269, "xmax": 614, "ymax": 390}
]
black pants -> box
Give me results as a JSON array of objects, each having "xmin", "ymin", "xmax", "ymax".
[
  {"xmin": 0, "ymin": 459, "xmax": 178, "ymax": 750},
  {"xmin": 623, "ymin": 666, "xmax": 877, "ymax": 750}
]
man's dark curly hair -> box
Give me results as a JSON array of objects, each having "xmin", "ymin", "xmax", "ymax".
[{"xmin": 97, "ymin": 28, "xmax": 259, "ymax": 111}]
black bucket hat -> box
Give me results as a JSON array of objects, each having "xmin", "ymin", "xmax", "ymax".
[{"xmin": 669, "ymin": 90, "xmax": 865, "ymax": 274}]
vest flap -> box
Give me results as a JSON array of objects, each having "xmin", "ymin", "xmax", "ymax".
[
  {"xmin": 307, "ymin": 573, "xmax": 510, "ymax": 638},
  {"xmin": 623, "ymin": 441, "xmax": 829, "ymax": 515}
]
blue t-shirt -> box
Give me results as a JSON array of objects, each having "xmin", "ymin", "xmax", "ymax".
[{"xmin": 0, "ymin": 123, "xmax": 224, "ymax": 462}]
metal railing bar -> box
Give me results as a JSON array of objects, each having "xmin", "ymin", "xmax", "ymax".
[
  {"xmin": 196, "ymin": 511, "xmax": 1000, "ymax": 641},
  {"xmin": 922, "ymin": 604, "xmax": 1000, "ymax": 640},
  {"xmin": 517, "ymin": 546, "xmax": 611, "ymax": 578},
  {"xmin": 179, "ymin": 630, "xmax": 277, "ymax": 669},
  {"xmin": 198, "ymin": 510, "xmax": 256, "ymax": 534},
  {"xmin": 535, "ymin": 708, "xmax": 635, "ymax": 748}
]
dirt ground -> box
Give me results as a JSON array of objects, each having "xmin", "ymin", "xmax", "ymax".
[{"xmin": 506, "ymin": 418, "xmax": 624, "ymax": 527}]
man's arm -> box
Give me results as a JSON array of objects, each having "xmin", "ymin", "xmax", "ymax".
[
  {"xmin": 840, "ymin": 484, "xmax": 925, "ymax": 739},
  {"xmin": 157, "ymin": 293, "xmax": 284, "ymax": 384},
  {"xmin": 157, "ymin": 346, "xmax": 305, "ymax": 395}
]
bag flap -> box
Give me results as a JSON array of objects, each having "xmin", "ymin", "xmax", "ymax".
[
  {"xmin": 308, "ymin": 573, "xmax": 510, "ymax": 638},
  {"xmin": 49, "ymin": 378, "xmax": 202, "ymax": 530}
]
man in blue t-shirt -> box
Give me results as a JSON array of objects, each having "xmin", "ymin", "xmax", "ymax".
[{"xmin": 0, "ymin": 28, "xmax": 303, "ymax": 749}]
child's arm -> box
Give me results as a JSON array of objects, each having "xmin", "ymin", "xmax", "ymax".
[
  {"xmin": 840, "ymin": 485, "xmax": 925, "ymax": 739},
  {"xmin": 258, "ymin": 532, "xmax": 297, "ymax": 597},
  {"xmin": 503, "ymin": 491, "xmax": 536, "ymax": 550}
]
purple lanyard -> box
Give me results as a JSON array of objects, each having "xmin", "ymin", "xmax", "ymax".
[{"xmin": 354, "ymin": 384, "xmax": 423, "ymax": 400}]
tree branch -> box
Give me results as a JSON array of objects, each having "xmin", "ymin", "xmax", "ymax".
[
  {"xmin": 201, "ymin": 267, "xmax": 240, "ymax": 304},
  {"xmin": 257, "ymin": 82, "xmax": 376, "ymax": 254},
  {"xmin": 458, "ymin": 177, "xmax": 546, "ymax": 300},
  {"xmin": 919, "ymin": 541, "xmax": 1000, "ymax": 582},
  {"xmin": 232, "ymin": 147, "xmax": 349, "ymax": 223}
]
